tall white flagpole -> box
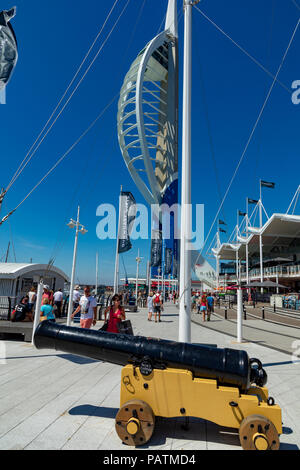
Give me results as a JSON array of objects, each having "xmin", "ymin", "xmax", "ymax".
[
  {"xmin": 179, "ymin": 0, "xmax": 193, "ymax": 343},
  {"xmin": 246, "ymin": 198, "xmax": 249, "ymax": 288},
  {"xmin": 31, "ymin": 278, "xmax": 44, "ymax": 345},
  {"xmin": 114, "ymin": 186, "xmax": 122, "ymax": 294},
  {"xmin": 259, "ymin": 180, "xmax": 264, "ymax": 292},
  {"xmin": 216, "ymin": 226, "xmax": 220, "ymax": 290},
  {"xmin": 236, "ymin": 211, "xmax": 239, "ymax": 285},
  {"xmin": 135, "ymin": 249, "xmax": 142, "ymax": 304},
  {"xmin": 95, "ymin": 251, "xmax": 98, "ymax": 299}
]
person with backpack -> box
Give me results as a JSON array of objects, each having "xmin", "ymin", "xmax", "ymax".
[{"xmin": 153, "ymin": 290, "xmax": 162, "ymax": 323}]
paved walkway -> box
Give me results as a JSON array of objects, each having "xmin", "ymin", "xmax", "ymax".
[
  {"xmin": 0, "ymin": 303, "xmax": 299, "ymax": 450},
  {"xmin": 192, "ymin": 309, "xmax": 300, "ymax": 355}
]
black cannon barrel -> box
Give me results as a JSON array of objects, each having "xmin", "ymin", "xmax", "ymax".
[{"xmin": 34, "ymin": 321, "xmax": 266, "ymax": 390}]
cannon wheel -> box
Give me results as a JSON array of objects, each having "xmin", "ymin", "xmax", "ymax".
[
  {"xmin": 239, "ymin": 414, "xmax": 280, "ymax": 450},
  {"xmin": 115, "ymin": 400, "xmax": 155, "ymax": 446}
]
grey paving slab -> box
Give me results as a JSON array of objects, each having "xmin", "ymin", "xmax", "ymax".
[
  {"xmin": 193, "ymin": 310, "xmax": 300, "ymax": 355},
  {"xmin": 0, "ymin": 304, "xmax": 299, "ymax": 450}
]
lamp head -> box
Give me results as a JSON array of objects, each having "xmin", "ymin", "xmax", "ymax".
[{"xmin": 67, "ymin": 220, "xmax": 75, "ymax": 229}]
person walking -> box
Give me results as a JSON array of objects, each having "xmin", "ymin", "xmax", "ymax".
[
  {"xmin": 147, "ymin": 291, "xmax": 154, "ymax": 321},
  {"xmin": 206, "ymin": 293, "xmax": 214, "ymax": 321},
  {"xmin": 53, "ymin": 288, "xmax": 63, "ymax": 318},
  {"xmin": 200, "ymin": 293, "xmax": 208, "ymax": 321},
  {"xmin": 104, "ymin": 294, "xmax": 126, "ymax": 333},
  {"xmin": 153, "ymin": 290, "xmax": 162, "ymax": 323},
  {"xmin": 71, "ymin": 286, "xmax": 97, "ymax": 329}
]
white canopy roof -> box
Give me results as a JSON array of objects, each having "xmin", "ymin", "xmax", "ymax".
[
  {"xmin": 0, "ymin": 263, "xmax": 69, "ymax": 281},
  {"xmin": 213, "ymin": 213, "xmax": 300, "ymax": 261}
]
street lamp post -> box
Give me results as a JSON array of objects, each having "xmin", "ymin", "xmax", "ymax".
[
  {"xmin": 135, "ymin": 249, "xmax": 143, "ymax": 306},
  {"xmin": 67, "ymin": 206, "xmax": 88, "ymax": 326}
]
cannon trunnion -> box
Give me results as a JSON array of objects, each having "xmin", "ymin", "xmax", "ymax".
[{"xmin": 34, "ymin": 321, "xmax": 282, "ymax": 450}]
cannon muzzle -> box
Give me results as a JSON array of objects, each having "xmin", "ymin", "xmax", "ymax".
[{"xmin": 34, "ymin": 321, "xmax": 267, "ymax": 390}]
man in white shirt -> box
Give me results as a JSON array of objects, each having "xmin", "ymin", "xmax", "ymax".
[
  {"xmin": 53, "ymin": 289, "xmax": 63, "ymax": 318},
  {"xmin": 71, "ymin": 285, "xmax": 97, "ymax": 329}
]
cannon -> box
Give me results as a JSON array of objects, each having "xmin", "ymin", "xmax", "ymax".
[{"xmin": 34, "ymin": 321, "xmax": 282, "ymax": 450}]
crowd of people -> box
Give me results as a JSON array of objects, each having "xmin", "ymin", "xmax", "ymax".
[
  {"xmin": 10, "ymin": 285, "xmax": 64, "ymax": 323},
  {"xmin": 10, "ymin": 282, "xmax": 216, "ymax": 333},
  {"xmin": 191, "ymin": 292, "xmax": 215, "ymax": 321}
]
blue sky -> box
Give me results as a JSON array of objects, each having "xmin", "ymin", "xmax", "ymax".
[{"xmin": 0, "ymin": 0, "xmax": 299, "ymax": 284}]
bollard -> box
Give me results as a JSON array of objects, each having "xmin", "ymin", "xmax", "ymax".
[
  {"xmin": 273, "ymin": 304, "xmax": 276, "ymax": 313},
  {"xmin": 225, "ymin": 307, "xmax": 227, "ymax": 320},
  {"xmin": 262, "ymin": 307, "xmax": 265, "ymax": 320},
  {"xmin": 243, "ymin": 306, "xmax": 247, "ymax": 320}
]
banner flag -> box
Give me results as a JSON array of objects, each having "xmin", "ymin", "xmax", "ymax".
[
  {"xmin": 0, "ymin": 8, "xmax": 18, "ymax": 90},
  {"xmin": 239, "ymin": 211, "xmax": 246, "ymax": 217},
  {"xmin": 219, "ymin": 228, "xmax": 226, "ymax": 233},
  {"xmin": 248, "ymin": 198, "xmax": 259, "ymax": 204},
  {"xmin": 261, "ymin": 180, "xmax": 275, "ymax": 189},
  {"xmin": 164, "ymin": 248, "xmax": 172, "ymax": 275},
  {"xmin": 150, "ymin": 230, "xmax": 162, "ymax": 267},
  {"xmin": 118, "ymin": 192, "xmax": 137, "ymax": 254},
  {"xmin": 218, "ymin": 219, "xmax": 226, "ymax": 225}
]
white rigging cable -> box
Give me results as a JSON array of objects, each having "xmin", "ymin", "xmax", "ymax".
[
  {"xmin": 0, "ymin": 94, "xmax": 119, "ymax": 227},
  {"xmin": 46, "ymin": 0, "xmax": 149, "ymax": 268},
  {"xmin": 5, "ymin": 0, "xmax": 129, "ymax": 194},
  {"xmin": 191, "ymin": 16, "xmax": 300, "ymax": 272},
  {"xmin": 194, "ymin": 5, "xmax": 293, "ymax": 95},
  {"xmin": 291, "ymin": 0, "xmax": 300, "ymax": 12}
]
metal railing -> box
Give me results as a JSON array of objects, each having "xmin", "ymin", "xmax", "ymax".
[
  {"xmin": 0, "ymin": 296, "xmax": 16, "ymax": 321},
  {"xmin": 222, "ymin": 264, "xmax": 300, "ymax": 283}
]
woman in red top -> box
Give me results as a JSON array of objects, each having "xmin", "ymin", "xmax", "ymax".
[
  {"xmin": 200, "ymin": 294, "xmax": 208, "ymax": 322},
  {"xmin": 104, "ymin": 294, "xmax": 126, "ymax": 333}
]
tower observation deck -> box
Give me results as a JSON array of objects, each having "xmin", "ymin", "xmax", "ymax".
[
  {"xmin": 117, "ymin": 0, "xmax": 178, "ymax": 207},
  {"xmin": 117, "ymin": 0, "xmax": 179, "ymax": 285}
]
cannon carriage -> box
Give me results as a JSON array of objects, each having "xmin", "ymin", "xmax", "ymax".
[{"xmin": 34, "ymin": 321, "xmax": 282, "ymax": 450}]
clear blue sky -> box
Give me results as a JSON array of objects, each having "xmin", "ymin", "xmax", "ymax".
[{"xmin": 0, "ymin": 0, "xmax": 299, "ymax": 284}]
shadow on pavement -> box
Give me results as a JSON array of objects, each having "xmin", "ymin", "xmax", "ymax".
[
  {"xmin": 4, "ymin": 353, "xmax": 99, "ymax": 364},
  {"xmin": 263, "ymin": 360, "xmax": 299, "ymax": 367},
  {"xmin": 141, "ymin": 417, "xmax": 241, "ymax": 449},
  {"xmin": 279, "ymin": 443, "xmax": 299, "ymax": 450},
  {"xmin": 58, "ymin": 354, "xmax": 99, "ymax": 365},
  {"xmin": 69, "ymin": 404, "xmax": 118, "ymax": 419},
  {"xmin": 68, "ymin": 407, "xmax": 297, "ymax": 450}
]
